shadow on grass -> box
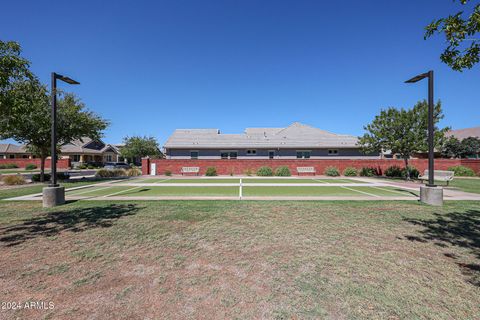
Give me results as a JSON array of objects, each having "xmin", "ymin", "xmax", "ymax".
[
  {"xmin": 404, "ymin": 209, "xmax": 480, "ymax": 286},
  {"xmin": 0, "ymin": 204, "xmax": 140, "ymax": 247}
]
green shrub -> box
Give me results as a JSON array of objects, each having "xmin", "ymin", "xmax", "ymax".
[
  {"xmin": 164, "ymin": 170, "xmax": 172, "ymax": 176},
  {"xmin": 275, "ymin": 166, "xmax": 291, "ymax": 176},
  {"xmin": 385, "ymin": 165, "xmax": 403, "ymax": 177},
  {"xmin": 2, "ymin": 175, "xmax": 26, "ymax": 185},
  {"xmin": 25, "ymin": 164, "xmax": 37, "ymax": 170},
  {"xmin": 343, "ymin": 167, "xmax": 358, "ymax": 176},
  {"xmin": 205, "ymin": 167, "xmax": 217, "ymax": 176},
  {"xmin": 0, "ymin": 163, "xmax": 19, "ymax": 169},
  {"xmin": 257, "ymin": 166, "xmax": 274, "ymax": 176},
  {"xmin": 32, "ymin": 173, "xmax": 49, "ymax": 182},
  {"xmin": 324, "ymin": 166, "xmax": 340, "ymax": 177},
  {"xmin": 126, "ymin": 168, "xmax": 142, "ymax": 177},
  {"xmin": 87, "ymin": 164, "xmax": 95, "ymax": 169},
  {"xmin": 448, "ymin": 165, "xmax": 476, "ymax": 177},
  {"xmin": 31, "ymin": 172, "xmax": 69, "ymax": 182},
  {"xmin": 78, "ymin": 164, "xmax": 87, "ymax": 169},
  {"xmin": 402, "ymin": 166, "xmax": 419, "ymax": 179},
  {"xmin": 359, "ymin": 167, "xmax": 378, "ymax": 177}
]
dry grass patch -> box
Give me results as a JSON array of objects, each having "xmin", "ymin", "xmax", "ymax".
[{"xmin": 0, "ymin": 200, "xmax": 478, "ymax": 319}]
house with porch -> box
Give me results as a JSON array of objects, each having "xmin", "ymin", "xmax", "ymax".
[
  {"xmin": 0, "ymin": 137, "xmax": 121, "ymax": 167},
  {"xmin": 164, "ymin": 122, "xmax": 380, "ymax": 159}
]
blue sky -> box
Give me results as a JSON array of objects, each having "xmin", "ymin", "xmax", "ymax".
[{"xmin": 1, "ymin": 0, "xmax": 478, "ymax": 145}]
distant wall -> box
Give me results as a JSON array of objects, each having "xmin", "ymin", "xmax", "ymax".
[
  {"xmin": 0, "ymin": 158, "xmax": 70, "ymax": 169},
  {"xmin": 142, "ymin": 158, "xmax": 480, "ymax": 176}
]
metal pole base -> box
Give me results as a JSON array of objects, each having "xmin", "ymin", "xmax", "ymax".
[
  {"xmin": 42, "ymin": 186, "xmax": 65, "ymax": 208},
  {"xmin": 420, "ymin": 185, "xmax": 443, "ymax": 206}
]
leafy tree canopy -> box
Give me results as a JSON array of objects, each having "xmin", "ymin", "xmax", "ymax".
[
  {"xmin": 441, "ymin": 135, "xmax": 480, "ymax": 158},
  {"xmin": 358, "ymin": 100, "xmax": 449, "ymax": 178},
  {"xmin": 425, "ymin": 0, "xmax": 480, "ymax": 71},
  {"xmin": 120, "ymin": 136, "xmax": 162, "ymax": 162},
  {"xmin": 0, "ymin": 41, "xmax": 109, "ymax": 181}
]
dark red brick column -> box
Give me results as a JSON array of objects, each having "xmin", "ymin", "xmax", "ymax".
[{"xmin": 141, "ymin": 158, "xmax": 150, "ymax": 175}]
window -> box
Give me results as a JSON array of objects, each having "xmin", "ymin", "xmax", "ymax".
[
  {"xmin": 296, "ymin": 151, "xmax": 311, "ymax": 159},
  {"xmin": 22, "ymin": 155, "xmax": 29, "ymax": 159},
  {"xmin": 246, "ymin": 149, "xmax": 257, "ymax": 155},
  {"xmin": 72, "ymin": 155, "xmax": 81, "ymax": 162},
  {"xmin": 268, "ymin": 151, "xmax": 275, "ymax": 159},
  {"xmin": 328, "ymin": 149, "xmax": 338, "ymax": 155},
  {"xmin": 220, "ymin": 151, "xmax": 238, "ymax": 159},
  {"xmin": 0, "ymin": 154, "xmax": 4, "ymax": 159},
  {"xmin": 9, "ymin": 154, "xmax": 15, "ymax": 159},
  {"xmin": 190, "ymin": 151, "xmax": 199, "ymax": 159},
  {"xmin": 105, "ymin": 155, "xmax": 113, "ymax": 162}
]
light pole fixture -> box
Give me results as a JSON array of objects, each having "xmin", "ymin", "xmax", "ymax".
[
  {"xmin": 405, "ymin": 70, "xmax": 434, "ymax": 187},
  {"xmin": 405, "ymin": 70, "xmax": 443, "ymax": 205},
  {"xmin": 43, "ymin": 72, "xmax": 79, "ymax": 207}
]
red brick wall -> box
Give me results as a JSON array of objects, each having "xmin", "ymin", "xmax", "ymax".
[
  {"xmin": 142, "ymin": 158, "xmax": 480, "ymax": 176},
  {"xmin": 0, "ymin": 158, "xmax": 70, "ymax": 169},
  {"xmin": 460, "ymin": 159, "xmax": 480, "ymax": 175}
]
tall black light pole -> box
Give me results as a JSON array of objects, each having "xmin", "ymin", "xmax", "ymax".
[
  {"xmin": 405, "ymin": 70, "xmax": 435, "ymax": 187},
  {"xmin": 49, "ymin": 73, "xmax": 80, "ymax": 186},
  {"xmin": 405, "ymin": 70, "xmax": 443, "ymax": 206},
  {"xmin": 44, "ymin": 73, "xmax": 79, "ymax": 207}
]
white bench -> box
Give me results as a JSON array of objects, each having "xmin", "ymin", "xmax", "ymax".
[
  {"xmin": 181, "ymin": 167, "xmax": 200, "ymax": 176},
  {"xmin": 297, "ymin": 167, "xmax": 316, "ymax": 175},
  {"xmin": 418, "ymin": 170, "xmax": 454, "ymax": 186}
]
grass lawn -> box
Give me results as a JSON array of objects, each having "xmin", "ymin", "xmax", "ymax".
[
  {"xmin": 242, "ymin": 178, "xmax": 358, "ymax": 184},
  {"xmin": 0, "ymin": 180, "xmax": 106, "ymax": 200},
  {"xmin": 448, "ymin": 178, "xmax": 480, "ymax": 194},
  {"xmin": 0, "ymin": 200, "xmax": 478, "ymax": 319},
  {"xmin": 144, "ymin": 178, "xmax": 240, "ymax": 184},
  {"xmin": 242, "ymin": 186, "xmax": 416, "ymax": 197},
  {"xmin": 116, "ymin": 186, "xmax": 239, "ymax": 197},
  {"xmin": 0, "ymin": 169, "xmax": 40, "ymax": 174}
]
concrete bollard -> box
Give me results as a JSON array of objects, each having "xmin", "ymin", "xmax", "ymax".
[
  {"xmin": 420, "ymin": 185, "xmax": 443, "ymax": 206},
  {"xmin": 43, "ymin": 186, "xmax": 65, "ymax": 207}
]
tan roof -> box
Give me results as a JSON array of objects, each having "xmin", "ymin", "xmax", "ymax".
[
  {"xmin": 447, "ymin": 127, "xmax": 480, "ymax": 140},
  {"xmin": 164, "ymin": 122, "xmax": 359, "ymax": 149},
  {"xmin": 0, "ymin": 144, "xmax": 27, "ymax": 154},
  {"xmin": 1, "ymin": 137, "xmax": 119, "ymax": 155}
]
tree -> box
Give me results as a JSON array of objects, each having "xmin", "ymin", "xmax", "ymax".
[
  {"xmin": 0, "ymin": 41, "xmax": 34, "ymax": 116},
  {"xmin": 425, "ymin": 0, "xmax": 480, "ymax": 71},
  {"xmin": 461, "ymin": 136, "xmax": 480, "ymax": 157},
  {"xmin": 441, "ymin": 136, "xmax": 464, "ymax": 158},
  {"xmin": 0, "ymin": 41, "xmax": 33, "ymax": 91},
  {"xmin": 120, "ymin": 136, "xmax": 162, "ymax": 164},
  {"xmin": 1, "ymin": 41, "xmax": 109, "ymax": 181},
  {"xmin": 0, "ymin": 80, "xmax": 109, "ymax": 182},
  {"xmin": 358, "ymin": 100, "xmax": 448, "ymax": 179}
]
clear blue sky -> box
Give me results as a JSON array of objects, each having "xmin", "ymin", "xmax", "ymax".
[{"xmin": 1, "ymin": 0, "xmax": 478, "ymax": 145}]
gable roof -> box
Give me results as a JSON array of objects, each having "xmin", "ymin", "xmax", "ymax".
[
  {"xmin": 0, "ymin": 138, "xmax": 119, "ymax": 155},
  {"xmin": 447, "ymin": 127, "xmax": 480, "ymax": 140},
  {"xmin": 164, "ymin": 122, "xmax": 359, "ymax": 149},
  {"xmin": 0, "ymin": 144, "xmax": 27, "ymax": 154}
]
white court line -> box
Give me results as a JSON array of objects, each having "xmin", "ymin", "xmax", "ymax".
[
  {"xmin": 341, "ymin": 186, "xmax": 381, "ymax": 198},
  {"xmin": 312, "ymin": 179, "xmax": 328, "ymax": 184},
  {"xmin": 369, "ymin": 186, "xmax": 417, "ymax": 197},
  {"xmin": 102, "ymin": 186, "xmax": 143, "ymax": 198},
  {"xmin": 239, "ymin": 178, "xmax": 243, "ymax": 200},
  {"xmin": 68, "ymin": 186, "xmax": 114, "ymax": 196},
  {"xmin": 138, "ymin": 178, "xmax": 172, "ymax": 184}
]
